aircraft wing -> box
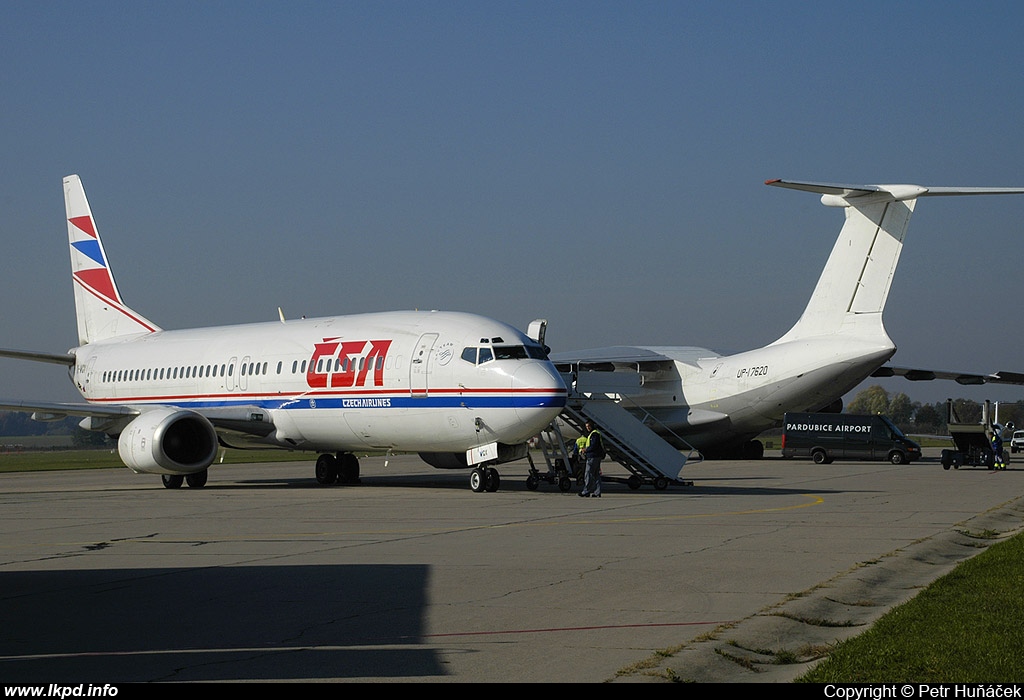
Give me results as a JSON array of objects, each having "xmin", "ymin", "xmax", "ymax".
[
  {"xmin": 872, "ymin": 366, "xmax": 1024, "ymax": 386},
  {"xmin": 0, "ymin": 399, "xmax": 275, "ymax": 439},
  {"xmin": 550, "ymin": 346, "xmax": 675, "ymax": 364},
  {"xmin": 0, "ymin": 399, "xmax": 137, "ymax": 420}
]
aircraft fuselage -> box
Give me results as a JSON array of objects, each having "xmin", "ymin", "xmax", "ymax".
[{"xmin": 72, "ymin": 310, "xmax": 567, "ymax": 455}]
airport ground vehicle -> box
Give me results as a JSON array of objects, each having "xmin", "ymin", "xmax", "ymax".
[
  {"xmin": 1011, "ymin": 431, "xmax": 1024, "ymax": 454},
  {"xmin": 939, "ymin": 399, "xmax": 1011, "ymax": 470},
  {"xmin": 781, "ymin": 412, "xmax": 921, "ymax": 465}
]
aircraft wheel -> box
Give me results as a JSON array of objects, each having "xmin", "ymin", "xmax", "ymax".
[
  {"xmin": 526, "ymin": 473, "xmax": 539, "ymax": 491},
  {"xmin": 627, "ymin": 475, "xmax": 642, "ymax": 490},
  {"xmin": 186, "ymin": 470, "xmax": 208, "ymax": 488},
  {"xmin": 558, "ymin": 476, "xmax": 572, "ymax": 492},
  {"xmin": 339, "ymin": 453, "xmax": 360, "ymax": 484},
  {"xmin": 485, "ymin": 467, "xmax": 500, "ymax": 492},
  {"xmin": 315, "ymin": 454, "xmax": 338, "ymax": 485},
  {"xmin": 469, "ymin": 467, "xmax": 487, "ymax": 493},
  {"xmin": 744, "ymin": 440, "xmax": 764, "ymax": 460},
  {"xmin": 653, "ymin": 476, "xmax": 669, "ymax": 491},
  {"xmin": 161, "ymin": 474, "xmax": 184, "ymax": 489}
]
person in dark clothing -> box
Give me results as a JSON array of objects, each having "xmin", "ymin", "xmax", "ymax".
[{"xmin": 579, "ymin": 420, "xmax": 604, "ymax": 497}]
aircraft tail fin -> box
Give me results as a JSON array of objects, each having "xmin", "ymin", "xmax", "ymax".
[
  {"xmin": 64, "ymin": 175, "xmax": 161, "ymax": 345},
  {"xmin": 767, "ymin": 180, "xmax": 1024, "ymax": 345}
]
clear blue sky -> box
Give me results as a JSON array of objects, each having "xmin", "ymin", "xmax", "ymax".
[{"xmin": 3, "ymin": 1, "xmax": 1024, "ymax": 408}]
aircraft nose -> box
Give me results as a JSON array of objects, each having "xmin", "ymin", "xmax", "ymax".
[{"xmin": 512, "ymin": 361, "xmax": 567, "ymax": 426}]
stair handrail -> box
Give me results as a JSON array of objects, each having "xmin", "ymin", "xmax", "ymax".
[{"xmin": 567, "ymin": 389, "xmax": 703, "ymax": 465}]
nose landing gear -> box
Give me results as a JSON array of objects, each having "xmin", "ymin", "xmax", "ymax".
[{"xmin": 469, "ymin": 466, "xmax": 500, "ymax": 493}]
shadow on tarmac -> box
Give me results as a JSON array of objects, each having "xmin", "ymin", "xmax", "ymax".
[{"xmin": 0, "ymin": 564, "xmax": 442, "ymax": 682}]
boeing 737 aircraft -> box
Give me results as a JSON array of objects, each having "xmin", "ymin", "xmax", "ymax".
[
  {"xmin": 0, "ymin": 175, "xmax": 567, "ymax": 490},
  {"xmin": 552, "ymin": 180, "xmax": 1024, "ymax": 460}
]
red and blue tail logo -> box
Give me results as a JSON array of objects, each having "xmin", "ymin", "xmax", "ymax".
[
  {"xmin": 69, "ymin": 213, "xmax": 122, "ymax": 307},
  {"xmin": 64, "ymin": 174, "xmax": 160, "ymax": 344}
]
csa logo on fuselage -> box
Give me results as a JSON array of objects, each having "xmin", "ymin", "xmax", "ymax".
[
  {"xmin": 307, "ymin": 338, "xmax": 393, "ymax": 389},
  {"xmin": 436, "ymin": 340, "xmax": 455, "ymax": 366}
]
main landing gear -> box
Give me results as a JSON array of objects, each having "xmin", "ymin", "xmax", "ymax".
[
  {"xmin": 469, "ymin": 465, "xmax": 500, "ymax": 493},
  {"xmin": 314, "ymin": 452, "xmax": 361, "ymax": 485},
  {"xmin": 161, "ymin": 470, "xmax": 209, "ymax": 489}
]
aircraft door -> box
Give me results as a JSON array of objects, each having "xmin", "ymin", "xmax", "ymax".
[
  {"xmin": 238, "ymin": 355, "xmax": 251, "ymax": 392},
  {"xmin": 410, "ymin": 333, "xmax": 438, "ymax": 397}
]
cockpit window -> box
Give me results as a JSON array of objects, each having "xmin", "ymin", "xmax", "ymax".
[
  {"xmin": 493, "ymin": 345, "xmax": 529, "ymax": 360},
  {"xmin": 461, "ymin": 344, "xmax": 545, "ymax": 364}
]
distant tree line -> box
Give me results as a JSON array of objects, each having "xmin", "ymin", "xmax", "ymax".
[
  {"xmin": 845, "ymin": 385, "xmax": 1021, "ymax": 434},
  {"xmin": 0, "ymin": 412, "xmax": 108, "ymax": 448}
]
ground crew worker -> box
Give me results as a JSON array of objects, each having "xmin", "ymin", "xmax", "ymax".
[
  {"xmin": 991, "ymin": 427, "xmax": 1007, "ymax": 470},
  {"xmin": 579, "ymin": 420, "xmax": 605, "ymax": 498},
  {"xmin": 572, "ymin": 434, "xmax": 588, "ymax": 480}
]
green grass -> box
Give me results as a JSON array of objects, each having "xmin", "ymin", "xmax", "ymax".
[
  {"xmin": 798, "ymin": 532, "xmax": 1024, "ymax": 682},
  {"xmin": 0, "ymin": 447, "xmax": 316, "ymax": 472}
]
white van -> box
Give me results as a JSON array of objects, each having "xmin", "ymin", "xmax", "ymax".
[{"xmin": 1011, "ymin": 431, "xmax": 1024, "ymax": 454}]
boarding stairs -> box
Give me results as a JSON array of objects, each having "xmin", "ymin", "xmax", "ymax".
[{"xmin": 527, "ymin": 371, "xmax": 701, "ymax": 491}]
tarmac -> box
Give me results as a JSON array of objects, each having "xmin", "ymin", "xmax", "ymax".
[{"xmin": 0, "ymin": 448, "xmax": 1022, "ymax": 683}]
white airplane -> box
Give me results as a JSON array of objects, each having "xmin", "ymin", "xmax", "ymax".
[
  {"xmin": 0, "ymin": 175, "xmax": 567, "ymax": 490},
  {"xmin": 552, "ymin": 180, "xmax": 1024, "ymax": 460}
]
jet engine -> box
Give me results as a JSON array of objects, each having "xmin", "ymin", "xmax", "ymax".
[{"xmin": 117, "ymin": 408, "xmax": 218, "ymax": 475}]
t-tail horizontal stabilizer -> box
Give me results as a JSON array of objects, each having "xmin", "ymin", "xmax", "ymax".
[
  {"xmin": 767, "ymin": 179, "xmax": 1024, "ymax": 346},
  {"xmin": 765, "ymin": 180, "xmax": 1024, "ymax": 203}
]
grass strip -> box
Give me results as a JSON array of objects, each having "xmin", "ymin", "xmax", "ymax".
[
  {"xmin": 0, "ymin": 448, "xmax": 315, "ymax": 472},
  {"xmin": 798, "ymin": 532, "xmax": 1024, "ymax": 682}
]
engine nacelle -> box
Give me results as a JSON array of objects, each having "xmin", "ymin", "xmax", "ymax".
[
  {"xmin": 418, "ymin": 442, "xmax": 529, "ymax": 470},
  {"xmin": 117, "ymin": 408, "xmax": 218, "ymax": 475}
]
